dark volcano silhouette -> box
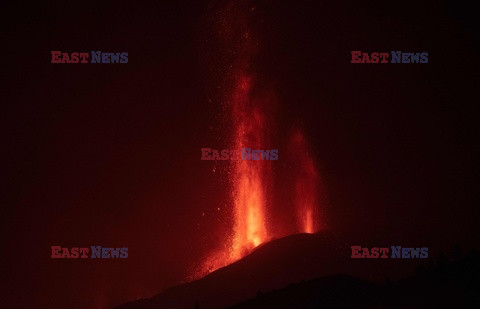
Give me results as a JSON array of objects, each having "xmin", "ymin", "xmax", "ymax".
[
  {"xmin": 116, "ymin": 232, "xmax": 354, "ymax": 308},
  {"xmin": 116, "ymin": 233, "xmax": 480, "ymax": 308},
  {"xmin": 115, "ymin": 232, "xmax": 383, "ymax": 308},
  {"xmin": 230, "ymin": 249, "xmax": 480, "ymax": 308}
]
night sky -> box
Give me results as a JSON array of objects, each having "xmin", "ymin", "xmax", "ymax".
[{"xmin": 2, "ymin": 1, "xmax": 479, "ymax": 308}]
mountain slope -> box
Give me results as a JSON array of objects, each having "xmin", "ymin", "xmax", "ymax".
[{"xmin": 116, "ymin": 232, "xmax": 369, "ymax": 308}]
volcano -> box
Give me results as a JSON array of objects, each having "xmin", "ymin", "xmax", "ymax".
[{"xmin": 115, "ymin": 232, "xmax": 422, "ymax": 309}]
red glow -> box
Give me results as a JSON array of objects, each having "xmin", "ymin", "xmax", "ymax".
[{"xmin": 290, "ymin": 130, "xmax": 320, "ymax": 234}]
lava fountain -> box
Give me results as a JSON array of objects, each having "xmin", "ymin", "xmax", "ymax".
[
  {"xmin": 194, "ymin": 1, "xmax": 273, "ymax": 276},
  {"xmin": 195, "ymin": 0, "xmax": 321, "ymax": 277},
  {"xmin": 230, "ymin": 75, "xmax": 270, "ymax": 260},
  {"xmin": 289, "ymin": 129, "xmax": 321, "ymax": 234}
]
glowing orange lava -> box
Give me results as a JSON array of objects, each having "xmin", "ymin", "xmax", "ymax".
[
  {"xmin": 194, "ymin": 73, "xmax": 271, "ymax": 278},
  {"xmin": 230, "ymin": 74, "xmax": 268, "ymax": 260}
]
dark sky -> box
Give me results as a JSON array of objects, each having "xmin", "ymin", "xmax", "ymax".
[{"xmin": 1, "ymin": 0, "xmax": 479, "ymax": 308}]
